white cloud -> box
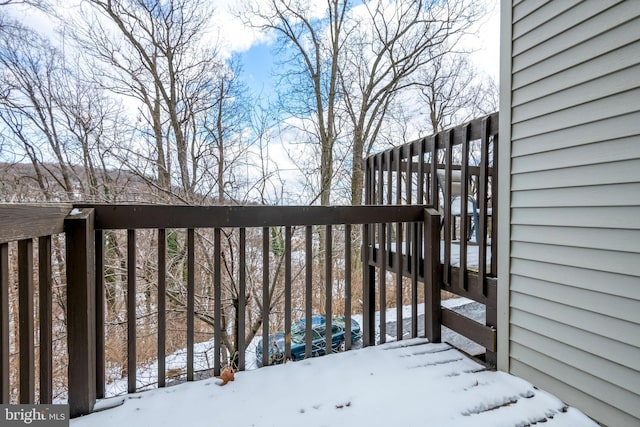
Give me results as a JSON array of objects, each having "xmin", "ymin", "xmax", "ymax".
[{"xmin": 214, "ymin": 0, "xmax": 274, "ymax": 57}]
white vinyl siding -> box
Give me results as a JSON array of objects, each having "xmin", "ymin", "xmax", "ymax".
[{"xmin": 501, "ymin": 1, "xmax": 640, "ymax": 426}]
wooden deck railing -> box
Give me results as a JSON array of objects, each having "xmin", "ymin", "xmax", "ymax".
[
  {"xmin": 364, "ymin": 112, "xmax": 499, "ymax": 363},
  {"xmin": 0, "ymin": 202, "xmax": 441, "ymax": 417}
]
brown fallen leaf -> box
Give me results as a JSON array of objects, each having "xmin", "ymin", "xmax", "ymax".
[{"xmin": 216, "ymin": 367, "xmax": 235, "ymax": 386}]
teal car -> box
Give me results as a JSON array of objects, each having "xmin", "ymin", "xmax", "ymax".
[{"xmin": 256, "ymin": 316, "xmax": 361, "ymax": 367}]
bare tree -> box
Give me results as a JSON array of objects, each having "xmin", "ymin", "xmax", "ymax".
[
  {"xmin": 201, "ymin": 58, "xmax": 252, "ymax": 204},
  {"xmin": 340, "ymin": 0, "xmax": 483, "ymax": 205},
  {"xmin": 240, "ymin": 0, "xmax": 483, "ymax": 205},
  {"xmin": 0, "ymin": 0, "xmax": 48, "ymax": 8},
  {"xmin": 0, "ymin": 18, "xmax": 72, "ymax": 199},
  {"xmin": 69, "ymin": 0, "xmax": 230, "ymax": 203},
  {"xmin": 417, "ymin": 52, "xmax": 498, "ymax": 133},
  {"xmin": 0, "ymin": 15, "xmax": 123, "ymax": 202},
  {"xmin": 239, "ymin": 0, "xmax": 348, "ymax": 206}
]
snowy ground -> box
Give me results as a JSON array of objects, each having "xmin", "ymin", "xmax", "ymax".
[
  {"xmin": 72, "ymin": 338, "xmax": 598, "ymax": 427},
  {"xmin": 104, "ymin": 298, "xmax": 483, "ymax": 396}
]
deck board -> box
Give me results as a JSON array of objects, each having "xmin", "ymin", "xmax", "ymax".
[{"xmin": 72, "ymin": 339, "xmax": 598, "ymax": 427}]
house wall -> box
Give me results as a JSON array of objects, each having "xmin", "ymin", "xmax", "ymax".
[{"xmin": 499, "ymin": 1, "xmax": 640, "ymax": 426}]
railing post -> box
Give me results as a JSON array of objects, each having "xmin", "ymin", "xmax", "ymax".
[
  {"xmin": 485, "ymin": 301, "xmax": 498, "ymax": 367},
  {"xmin": 65, "ymin": 208, "xmax": 96, "ymax": 417},
  {"xmin": 424, "ymin": 208, "xmax": 441, "ymax": 343}
]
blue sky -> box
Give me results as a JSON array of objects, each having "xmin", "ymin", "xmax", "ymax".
[{"xmin": 239, "ymin": 42, "xmax": 278, "ymax": 101}]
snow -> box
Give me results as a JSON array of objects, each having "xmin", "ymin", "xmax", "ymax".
[
  {"xmin": 102, "ymin": 297, "xmax": 485, "ymax": 398},
  {"xmin": 72, "ymin": 339, "xmax": 598, "ymax": 427},
  {"xmin": 383, "ymin": 241, "xmax": 491, "ymax": 270},
  {"xmin": 104, "ymin": 336, "xmax": 263, "ymax": 396},
  {"xmin": 440, "ymin": 241, "xmax": 491, "ymax": 270},
  {"xmin": 72, "ymin": 299, "xmax": 597, "ymax": 426}
]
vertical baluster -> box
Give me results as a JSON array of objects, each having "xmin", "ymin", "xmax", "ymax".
[
  {"xmin": 367, "ymin": 157, "xmax": 375, "ymax": 265},
  {"xmin": 459, "ymin": 125, "xmax": 470, "ymax": 291},
  {"xmin": 406, "ymin": 144, "xmax": 413, "ymax": 205},
  {"xmin": 491, "ymin": 129, "xmax": 499, "ymax": 277},
  {"xmin": 214, "ymin": 228, "xmax": 221, "ymax": 376},
  {"xmin": 379, "ymin": 218, "xmax": 386, "ymax": 345},
  {"xmin": 386, "ymin": 151, "xmax": 393, "ymax": 264},
  {"xmin": 411, "ymin": 222, "xmax": 419, "ymax": 338},
  {"xmin": 344, "ymin": 225, "xmax": 352, "ymax": 351},
  {"xmin": 325, "ymin": 225, "xmax": 332, "ymax": 354},
  {"xmin": 378, "ymin": 217, "xmax": 387, "ymax": 344},
  {"xmin": 395, "ymin": 147, "xmax": 404, "ymax": 340},
  {"xmin": 1, "ymin": 242, "xmax": 9, "ymax": 403},
  {"xmin": 430, "ymin": 134, "xmax": 439, "ymax": 210},
  {"xmin": 405, "ymin": 144, "xmax": 413, "ymax": 274},
  {"xmin": 387, "ymin": 150, "xmax": 393, "ymax": 206},
  {"xmin": 95, "ymin": 231, "xmax": 105, "ymax": 398},
  {"xmin": 186, "ymin": 229, "xmax": 195, "ymax": 381},
  {"xmin": 478, "ymin": 117, "xmax": 490, "ymax": 294},
  {"xmin": 18, "ymin": 239, "xmax": 34, "ymax": 404},
  {"xmin": 364, "ymin": 156, "xmax": 371, "ymax": 205},
  {"xmin": 444, "ymin": 132, "xmax": 453, "ymax": 287},
  {"xmin": 305, "ymin": 226, "xmax": 313, "ymax": 358},
  {"xmin": 429, "ymin": 135, "xmax": 440, "ymax": 317},
  {"xmin": 405, "ymin": 145, "xmax": 413, "ymax": 337},
  {"xmin": 157, "ymin": 229, "xmax": 166, "ymax": 387},
  {"xmin": 396, "ymin": 147, "xmax": 402, "ymax": 205},
  {"xmin": 425, "ymin": 209, "xmax": 441, "ymax": 343},
  {"xmin": 238, "ymin": 228, "xmax": 246, "ymax": 371},
  {"xmin": 395, "ymin": 148, "xmax": 402, "ymax": 274},
  {"xmin": 262, "ymin": 227, "xmax": 269, "ymax": 368},
  {"xmin": 377, "ymin": 153, "xmax": 384, "ymax": 269},
  {"xmin": 395, "ymin": 221, "xmax": 402, "ymax": 341},
  {"xmin": 127, "ymin": 230, "xmax": 137, "ymax": 392},
  {"xmin": 284, "ymin": 226, "xmax": 292, "ymax": 361},
  {"xmin": 378, "ymin": 154, "xmax": 387, "ymax": 344},
  {"xmin": 38, "ymin": 236, "xmax": 52, "ymax": 403},
  {"xmin": 418, "ymin": 139, "xmax": 425, "ymax": 204},
  {"xmin": 362, "ymin": 223, "xmax": 375, "ymax": 347},
  {"xmin": 414, "ymin": 140, "xmax": 425, "ymax": 338}
]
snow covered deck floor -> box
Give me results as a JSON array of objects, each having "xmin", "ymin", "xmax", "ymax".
[{"xmin": 71, "ymin": 339, "xmax": 597, "ymax": 427}]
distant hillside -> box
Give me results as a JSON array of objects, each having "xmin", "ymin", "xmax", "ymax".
[
  {"xmin": 0, "ymin": 161, "xmax": 169, "ymax": 203},
  {"xmin": 0, "ymin": 162, "xmax": 236, "ymax": 205}
]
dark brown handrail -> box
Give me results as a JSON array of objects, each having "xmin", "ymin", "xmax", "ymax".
[
  {"xmin": 74, "ymin": 204, "xmax": 427, "ymax": 229},
  {"xmin": 0, "ymin": 204, "xmax": 71, "ymax": 244}
]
